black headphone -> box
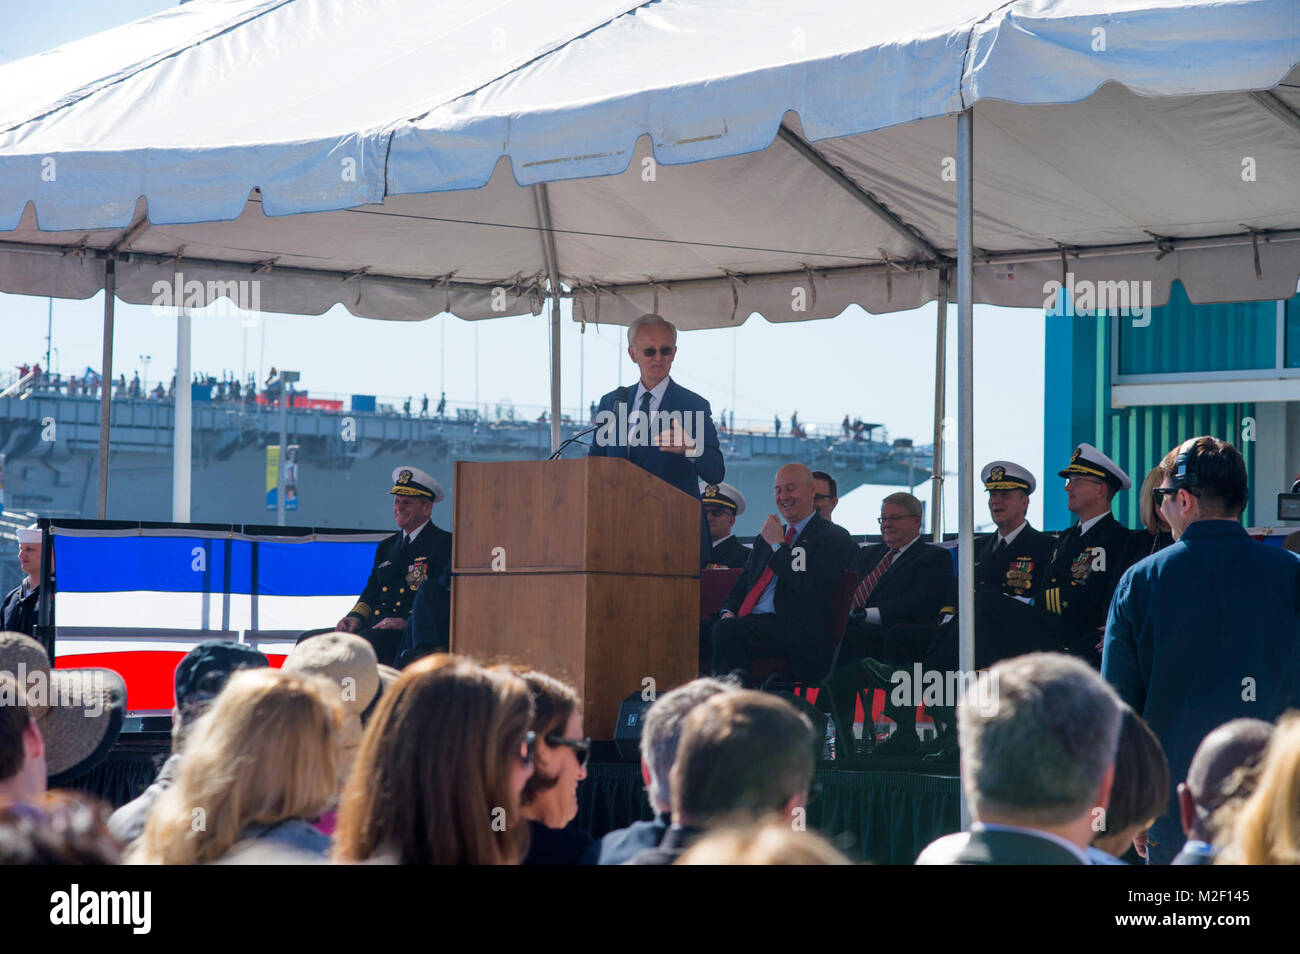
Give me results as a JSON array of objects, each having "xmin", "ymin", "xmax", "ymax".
[{"xmin": 1170, "ymin": 440, "xmax": 1200, "ymax": 491}]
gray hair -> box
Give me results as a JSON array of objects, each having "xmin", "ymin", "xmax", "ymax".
[
  {"xmin": 958, "ymin": 652, "xmax": 1121, "ymax": 827},
  {"xmin": 640, "ymin": 678, "xmax": 734, "ymax": 812},
  {"xmin": 627, "ymin": 313, "xmax": 678, "ymax": 348},
  {"xmin": 881, "ymin": 492, "xmax": 923, "ymax": 518}
]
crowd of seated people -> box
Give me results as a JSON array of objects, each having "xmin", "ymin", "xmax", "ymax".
[
  {"xmin": 2, "ymin": 432, "xmax": 1298, "ymax": 866},
  {"xmin": 5, "ymin": 627, "xmax": 1299, "ymax": 866}
]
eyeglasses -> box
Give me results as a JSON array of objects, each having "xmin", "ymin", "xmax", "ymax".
[
  {"xmin": 703, "ymin": 507, "xmax": 731, "ymax": 517},
  {"xmin": 639, "ymin": 346, "xmax": 676, "ymax": 358},
  {"xmin": 519, "ymin": 730, "xmax": 536, "ymax": 767},
  {"xmin": 813, "ymin": 494, "xmax": 834, "ymax": 502},
  {"xmin": 1064, "ymin": 476, "xmax": 1103, "ymax": 487},
  {"xmin": 1154, "ymin": 486, "xmax": 1198, "ymax": 504},
  {"xmin": 545, "ymin": 733, "xmax": 592, "ymax": 769},
  {"xmin": 878, "ymin": 514, "xmax": 916, "ymax": 525}
]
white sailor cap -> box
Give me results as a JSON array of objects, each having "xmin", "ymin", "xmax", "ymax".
[
  {"xmin": 390, "ymin": 465, "xmax": 445, "ymax": 504},
  {"xmin": 700, "ymin": 480, "xmax": 746, "ymax": 516},
  {"xmin": 16, "ymin": 524, "xmax": 41, "ymax": 545},
  {"xmin": 1059, "ymin": 442, "xmax": 1131, "ymax": 492},
  {"xmin": 981, "ymin": 461, "xmax": 1036, "ymax": 494}
]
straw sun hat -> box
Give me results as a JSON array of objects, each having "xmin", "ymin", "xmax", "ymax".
[{"xmin": 0, "ymin": 631, "xmax": 126, "ymax": 786}]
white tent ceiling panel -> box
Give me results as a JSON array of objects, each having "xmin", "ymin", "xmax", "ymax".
[{"xmin": 1, "ymin": 0, "xmax": 1299, "ymax": 326}]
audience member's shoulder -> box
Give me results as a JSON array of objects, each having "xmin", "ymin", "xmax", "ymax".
[{"xmin": 524, "ymin": 821, "xmax": 595, "ymax": 866}]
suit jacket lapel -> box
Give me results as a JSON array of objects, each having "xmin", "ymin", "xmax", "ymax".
[
  {"xmin": 660, "ymin": 378, "xmax": 678, "ymax": 414},
  {"xmin": 872, "ymin": 540, "xmax": 917, "ymax": 596}
]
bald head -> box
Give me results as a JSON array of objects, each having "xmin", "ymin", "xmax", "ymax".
[
  {"xmin": 774, "ymin": 463, "xmax": 816, "ymax": 524},
  {"xmin": 1180, "ymin": 718, "xmax": 1274, "ymax": 841}
]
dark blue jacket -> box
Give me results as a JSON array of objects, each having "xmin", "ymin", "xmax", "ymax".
[
  {"xmin": 1102, "ymin": 520, "xmax": 1300, "ymax": 862},
  {"xmin": 587, "ymin": 377, "xmax": 724, "ymax": 498},
  {"xmin": 581, "ymin": 813, "xmax": 670, "ymax": 866},
  {"xmin": 588, "ymin": 377, "xmax": 723, "ymax": 565}
]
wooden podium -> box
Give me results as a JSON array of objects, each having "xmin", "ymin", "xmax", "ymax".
[{"xmin": 450, "ymin": 457, "xmax": 700, "ymax": 739}]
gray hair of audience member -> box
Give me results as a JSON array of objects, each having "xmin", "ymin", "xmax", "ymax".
[
  {"xmin": 671, "ymin": 690, "xmax": 815, "ymax": 827},
  {"xmin": 1182, "ymin": 718, "xmax": 1275, "ymax": 843},
  {"xmin": 626, "ymin": 313, "xmax": 678, "ymax": 348},
  {"xmin": 958, "ymin": 652, "xmax": 1122, "ymax": 827},
  {"xmin": 881, "ymin": 491, "xmax": 923, "ymax": 518},
  {"xmin": 640, "ymin": 678, "xmax": 734, "ymax": 813}
]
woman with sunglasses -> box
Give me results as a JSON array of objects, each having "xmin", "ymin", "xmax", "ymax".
[
  {"xmin": 515, "ymin": 669, "xmax": 594, "ymax": 865},
  {"xmin": 1119, "ymin": 466, "xmax": 1176, "ymax": 570}
]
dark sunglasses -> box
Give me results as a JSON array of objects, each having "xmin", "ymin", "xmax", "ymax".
[
  {"xmin": 704, "ymin": 506, "xmax": 731, "ymax": 517},
  {"xmin": 1154, "ymin": 486, "xmax": 1199, "ymax": 504},
  {"xmin": 519, "ymin": 730, "xmax": 536, "ymax": 767},
  {"xmin": 639, "ymin": 346, "xmax": 676, "ymax": 358},
  {"xmin": 545, "ymin": 733, "xmax": 592, "ymax": 769}
]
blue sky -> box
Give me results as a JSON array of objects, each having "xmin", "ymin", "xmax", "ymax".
[{"xmin": 1, "ymin": 0, "xmax": 1048, "ymax": 532}]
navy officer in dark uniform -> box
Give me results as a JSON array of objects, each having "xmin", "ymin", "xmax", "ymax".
[
  {"xmin": 973, "ymin": 461, "xmax": 1056, "ymax": 600},
  {"xmin": 2, "ymin": 526, "xmax": 52, "ymax": 654},
  {"xmin": 702, "ymin": 481, "xmax": 749, "ymax": 569},
  {"xmin": 975, "ymin": 443, "xmax": 1132, "ymax": 666},
  {"xmin": 311, "ymin": 466, "xmax": 452, "ymax": 666},
  {"xmin": 699, "ymin": 480, "xmax": 749, "ymax": 672}
]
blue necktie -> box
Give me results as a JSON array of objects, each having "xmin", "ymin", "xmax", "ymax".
[{"xmin": 631, "ymin": 390, "xmax": 653, "ymax": 463}]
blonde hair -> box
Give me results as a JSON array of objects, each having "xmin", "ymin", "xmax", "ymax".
[
  {"xmin": 1216, "ymin": 711, "xmax": 1300, "ymax": 865},
  {"xmin": 131, "ymin": 668, "xmax": 341, "ymax": 865},
  {"xmin": 333, "ymin": 654, "xmax": 534, "ymax": 865},
  {"xmin": 1137, "ymin": 466, "xmax": 1169, "ymax": 534},
  {"xmin": 676, "ymin": 818, "xmax": 850, "ymax": 865}
]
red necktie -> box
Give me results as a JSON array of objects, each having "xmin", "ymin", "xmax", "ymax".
[
  {"xmin": 737, "ymin": 526, "xmax": 797, "ymax": 617},
  {"xmin": 852, "ymin": 548, "xmax": 900, "ymax": 608}
]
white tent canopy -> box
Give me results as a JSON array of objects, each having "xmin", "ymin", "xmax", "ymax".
[
  {"xmin": 6, "ymin": 1, "xmax": 1300, "ymax": 823},
  {"xmin": 3, "ymin": 0, "xmax": 1299, "ymax": 325}
]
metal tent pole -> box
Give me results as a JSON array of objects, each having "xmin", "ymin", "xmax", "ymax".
[
  {"xmin": 931, "ymin": 268, "xmax": 949, "ymax": 541},
  {"xmin": 533, "ymin": 183, "xmax": 563, "ymax": 452},
  {"xmin": 96, "ymin": 260, "xmax": 116, "ymax": 519},
  {"xmin": 173, "ymin": 309, "xmax": 192, "ymax": 521},
  {"xmin": 957, "ymin": 109, "xmax": 976, "ymax": 831},
  {"xmin": 277, "ymin": 382, "xmax": 288, "ymax": 527}
]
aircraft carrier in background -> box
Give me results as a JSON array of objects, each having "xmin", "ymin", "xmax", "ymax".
[{"xmin": 0, "ymin": 385, "xmax": 932, "ymax": 551}]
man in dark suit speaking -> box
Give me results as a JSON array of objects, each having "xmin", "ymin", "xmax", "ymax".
[
  {"xmin": 588, "ymin": 314, "xmax": 723, "ymax": 566},
  {"xmin": 710, "ymin": 463, "xmax": 858, "ymax": 685}
]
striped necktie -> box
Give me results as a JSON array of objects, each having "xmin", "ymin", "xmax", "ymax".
[{"xmin": 852, "ymin": 548, "xmax": 900, "ymax": 608}]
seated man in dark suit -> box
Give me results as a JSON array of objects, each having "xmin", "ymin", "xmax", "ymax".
[
  {"xmin": 583, "ymin": 678, "xmax": 735, "ymax": 865},
  {"xmin": 921, "ymin": 652, "xmax": 1122, "ymax": 865},
  {"xmin": 627, "ymin": 690, "xmax": 814, "ymax": 864},
  {"xmin": 838, "ymin": 492, "xmax": 955, "ymax": 666},
  {"xmin": 710, "ymin": 463, "xmax": 858, "ymax": 686}
]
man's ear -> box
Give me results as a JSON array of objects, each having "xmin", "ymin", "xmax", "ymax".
[
  {"xmin": 782, "ymin": 789, "xmax": 808, "ymax": 819},
  {"xmin": 23, "ymin": 717, "xmax": 44, "ymax": 763},
  {"xmin": 1177, "ymin": 783, "xmax": 1195, "ymax": 837},
  {"xmin": 640, "ymin": 759, "xmax": 652, "ymax": 790},
  {"xmin": 1095, "ymin": 762, "xmax": 1116, "ymax": 812}
]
